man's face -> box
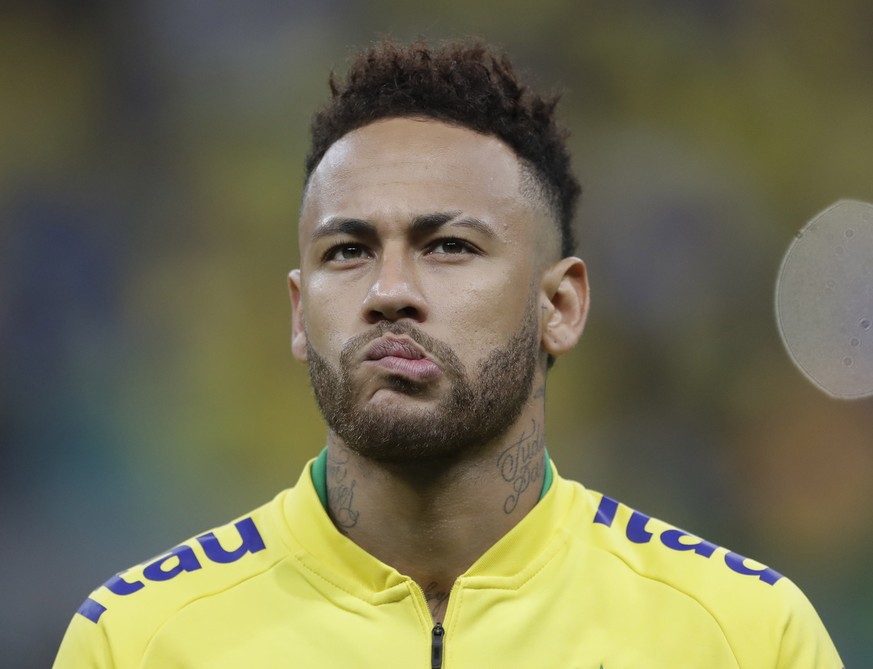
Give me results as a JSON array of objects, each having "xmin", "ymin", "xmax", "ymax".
[{"xmin": 290, "ymin": 117, "xmax": 561, "ymax": 462}]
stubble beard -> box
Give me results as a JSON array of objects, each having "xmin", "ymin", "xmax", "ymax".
[{"xmin": 306, "ymin": 302, "xmax": 541, "ymax": 464}]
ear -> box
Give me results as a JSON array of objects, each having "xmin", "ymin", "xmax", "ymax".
[
  {"xmin": 288, "ymin": 269, "xmax": 308, "ymax": 362},
  {"xmin": 540, "ymin": 257, "xmax": 589, "ymax": 357}
]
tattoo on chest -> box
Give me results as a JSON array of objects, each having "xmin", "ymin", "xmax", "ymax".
[
  {"xmin": 423, "ymin": 581, "xmax": 450, "ymax": 619},
  {"xmin": 497, "ymin": 417, "xmax": 545, "ymax": 514},
  {"xmin": 327, "ymin": 447, "xmax": 360, "ymax": 530}
]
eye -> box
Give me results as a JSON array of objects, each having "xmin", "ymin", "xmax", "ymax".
[
  {"xmin": 429, "ymin": 238, "xmax": 477, "ymax": 255},
  {"xmin": 324, "ymin": 244, "xmax": 372, "ymax": 262}
]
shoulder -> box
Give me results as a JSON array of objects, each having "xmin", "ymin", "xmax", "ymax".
[
  {"xmin": 554, "ymin": 478, "xmax": 842, "ymax": 667},
  {"xmin": 92, "ymin": 500, "xmax": 284, "ymax": 622},
  {"xmin": 548, "ymin": 479, "xmax": 842, "ymax": 669},
  {"xmin": 55, "ymin": 491, "xmax": 291, "ymax": 668},
  {"xmin": 576, "ymin": 486, "xmax": 785, "ymax": 590}
]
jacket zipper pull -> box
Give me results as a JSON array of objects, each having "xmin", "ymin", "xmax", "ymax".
[{"xmin": 431, "ymin": 622, "xmax": 445, "ymax": 669}]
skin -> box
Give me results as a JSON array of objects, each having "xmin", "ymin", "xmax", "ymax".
[{"xmin": 288, "ymin": 117, "xmax": 589, "ymax": 622}]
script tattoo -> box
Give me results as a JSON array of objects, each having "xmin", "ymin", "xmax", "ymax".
[
  {"xmin": 497, "ymin": 418, "xmax": 545, "ymax": 514},
  {"xmin": 423, "ymin": 581, "xmax": 450, "ymax": 620},
  {"xmin": 327, "ymin": 447, "xmax": 359, "ymax": 530}
]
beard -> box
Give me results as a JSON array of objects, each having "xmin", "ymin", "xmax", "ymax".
[{"xmin": 305, "ymin": 300, "xmax": 541, "ymax": 464}]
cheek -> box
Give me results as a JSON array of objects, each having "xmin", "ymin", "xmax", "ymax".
[
  {"xmin": 426, "ymin": 271, "xmax": 535, "ymax": 355},
  {"xmin": 301, "ymin": 277, "xmax": 362, "ymax": 357}
]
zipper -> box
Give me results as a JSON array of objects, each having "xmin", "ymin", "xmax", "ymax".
[{"xmin": 431, "ymin": 622, "xmax": 445, "ymax": 669}]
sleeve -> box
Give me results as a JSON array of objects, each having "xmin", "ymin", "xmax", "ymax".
[
  {"xmin": 53, "ymin": 603, "xmax": 115, "ymax": 669},
  {"xmin": 776, "ymin": 582, "xmax": 843, "ymax": 669}
]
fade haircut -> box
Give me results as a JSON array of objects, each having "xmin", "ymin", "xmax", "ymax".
[{"xmin": 304, "ymin": 39, "xmax": 581, "ymax": 258}]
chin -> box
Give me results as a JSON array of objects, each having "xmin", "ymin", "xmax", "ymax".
[{"xmin": 337, "ymin": 407, "xmax": 470, "ymax": 464}]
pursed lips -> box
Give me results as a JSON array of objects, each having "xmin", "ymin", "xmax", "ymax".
[
  {"xmin": 363, "ymin": 337, "xmax": 443, "ymax": 381},
  {"xmin": 365, "ymin": 337, "xmax": 427, "ymax": 361}
]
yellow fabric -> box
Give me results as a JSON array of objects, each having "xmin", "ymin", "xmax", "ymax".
[{"xmin": 54, "ymin": 459, "xmax": 843, "ymax": 668}]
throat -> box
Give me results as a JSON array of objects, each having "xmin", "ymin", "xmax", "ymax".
[
  {"xmin": 310, "ymin": 445, "xmax": 552, "ymax": 513},
  {"xmin": 421, "ymin": 579, "xmax": 452, "ymax": 623},
  {"xmin": 313, "ymin": 418, "xmax": 552, "ymax": 611}
]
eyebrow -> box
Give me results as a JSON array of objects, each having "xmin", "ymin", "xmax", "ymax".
[
  {"xmin": 410, "ymin": 212, "xmax": 497, "ymax": 240},
  {"xmin": 310, "ymin": 212, "xmax": 497, "ymax": 242},
  {"xmin": 310, "ymin": 217, "xmax": 376, "ymax": 242}
]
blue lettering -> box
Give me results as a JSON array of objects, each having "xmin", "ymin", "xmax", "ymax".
[
  {"xmin": 626, "ymin": 511, "xmax": 654, "ymax": 544},
  {"xmin": 591, "ymin": 497, "xmax": 783, "ymax": 586},
  {"xmin": 724, "ymin": 551, "xmax": 783, "ymax": 585},
  {"xmin": 593, "ymin": 495, "xmax": 619, "ymax": 527},
  {"xmin": 197, "ymin": 517, "xmax": 266, "ymax": 564},
  {"xmin": 143, "ymin": 545, "xmax": 203, "ymax": 582},
  {"xmin": 104, "ymin": 573, "xmax": 144, "ymax": 596},
  {"xmin": 77, "ymin": 597, "xmax": 107, "ymax": 623},
  {"xmin": 79, "ymin": 516, "xmax": 267, "ymax": 624},
  {"xmin": 659, "ymin": 529, "xmax": 718, "ymax": 557}
]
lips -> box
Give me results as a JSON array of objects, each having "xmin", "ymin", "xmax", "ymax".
[
  {"xmin": 363, "ymin": 337, "xmax": 442, "ymax": 381},
  {"xmin": 365, "ymin": 338, "xmax": 427, "ymax": 361}
]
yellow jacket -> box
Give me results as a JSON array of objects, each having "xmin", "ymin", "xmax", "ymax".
[{"xmin": 55, "ymin": 457, "xmax": 842, "ymax": 668}]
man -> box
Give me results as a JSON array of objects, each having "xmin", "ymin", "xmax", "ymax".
[{"xmin": 55, "ymin": 39, "xmax": 842, "ymax": 668}]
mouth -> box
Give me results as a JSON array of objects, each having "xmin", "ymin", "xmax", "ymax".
[{"xmin": 363, "ymin": 337, "xmax": 443, "ymax": 382}]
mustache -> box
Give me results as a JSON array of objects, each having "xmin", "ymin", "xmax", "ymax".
[{"xmin": 338, "ymin": 322, "xmax": 465, "ymax": 376}]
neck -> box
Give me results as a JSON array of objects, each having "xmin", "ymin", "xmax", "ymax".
[{"xmin": 323, "ymin": 392, "xmax": 548, "ymax": 622}]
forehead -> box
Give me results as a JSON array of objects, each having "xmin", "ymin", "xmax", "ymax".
[{"xmin": 300, "ymin": 118, "xmax": 536, "ymax": 237}]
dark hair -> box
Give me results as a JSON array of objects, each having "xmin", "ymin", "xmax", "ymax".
[{"xmin": 305, "ymin": 39, "xmax": 581, "ymax": 257}]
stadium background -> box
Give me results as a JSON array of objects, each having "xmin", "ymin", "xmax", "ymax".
[{"xmin": 1, "ymin": 1, "xmax": 871, "ymax": 665}]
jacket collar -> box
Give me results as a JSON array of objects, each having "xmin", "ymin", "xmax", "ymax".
[{"xmin": 274, "ymin": 455, "xmax": 580, "ymax": 602}]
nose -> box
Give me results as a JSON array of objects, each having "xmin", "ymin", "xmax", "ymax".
[{"xmin": 361, "ymin": 249, "xmax": 427, "ymax": 323}]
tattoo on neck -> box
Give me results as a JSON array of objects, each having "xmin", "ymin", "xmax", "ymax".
[
  {"xmin": 533, "ymin": 384, "xmax": 545, "ymax": 399},
  {"xmin": 327, "ymin": 447, "xmax": 360, "ymax": 530},
  {"xmin": 496, "ymin": 418, "xmax": 545, "ymax": 514},
  {"xmin": 423, "ymin": 581, "xmax": 450, "ymax": 620}
]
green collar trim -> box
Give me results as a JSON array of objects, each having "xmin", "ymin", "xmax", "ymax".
[
  {"xmin": 541, "ymin": 447, "xmax": 553, "ymax": 499},
  {"xmin": 311, "ymin": 447, "xmax": 329, "ymax": 509},
  {"xmin": 311, "ymin": 446, "xmax": 553, "ymax": 511}
]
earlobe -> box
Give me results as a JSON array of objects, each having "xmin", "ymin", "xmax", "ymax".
[
  {"xmin": 288, "ymin": 270, "xmax": 308, "ymax": 362},
  {"xmin": 541, "ymin": 257, "xmax": 589, "ymax": 357}
]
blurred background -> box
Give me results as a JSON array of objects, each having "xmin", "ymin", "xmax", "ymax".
[{"xmin": 2, "ymin": 0, "xmax": 871, "ymax": 665}]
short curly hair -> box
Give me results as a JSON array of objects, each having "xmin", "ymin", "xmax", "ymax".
[{"xmin": 305, "ymin": 39, "xmax": 581, "ymax": 258}]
